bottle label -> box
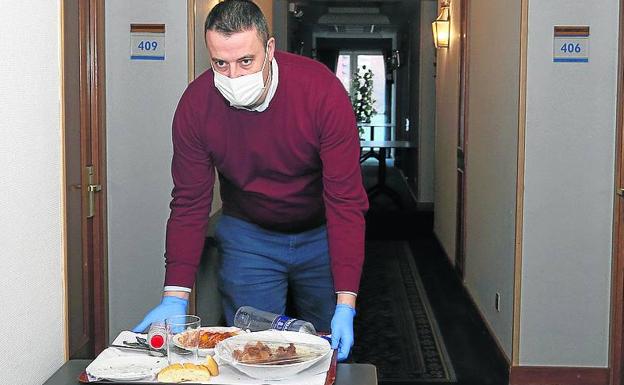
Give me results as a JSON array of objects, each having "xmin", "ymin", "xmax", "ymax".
[
  {"xmin": 147, "ymin": 323, "xmax": 167, "ymax": 352},
  {"xmin": 271, "ymin": 315, "xmax": 296, "ymax": 331}
]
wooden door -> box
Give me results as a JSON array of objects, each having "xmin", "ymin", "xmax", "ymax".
[
  {"xmin": 455, "ymin": 0, "xmax": 469, "ymax": 279},
  {"xmin": 610, "ymin": 0, "xmax": 624, "ymax": 382},
  {"xmin": 63, "ymin": 0, "xmax": 107, "ymax": 358}
]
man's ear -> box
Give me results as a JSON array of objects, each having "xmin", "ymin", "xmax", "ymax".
[{"xmin": 267, "ymin": 37, "xmax": 276, "ymax": 61}]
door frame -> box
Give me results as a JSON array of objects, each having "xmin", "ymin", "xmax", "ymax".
[
  {"xmin": 62, "ymin": 0, "xmax": 108, "ymax": 358},
  {"xmin": 88, "ymin": 0, "xmax": 108, "ymax": 356},
  {"xmin": 455, "ymin": 0, "xmax": 469, "ymax": 279},
  {"xmin": 610, "ymin": 0, "xmax": 624, "ymax": 382}
]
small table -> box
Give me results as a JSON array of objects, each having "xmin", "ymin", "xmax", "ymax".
[
  {"xmin": 360, "ymin": 140, "xmax": 416, "ymax": 208},
  {"xmin": 357, "ymin": 124, "xmax": 395, "ymax": 141},
  {"xmin": 42, "ymin": 359, "xmax": 378, "ymax": 385}
]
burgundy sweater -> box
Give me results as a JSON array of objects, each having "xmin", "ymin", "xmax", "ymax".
[{"xmin": 164, "ymin": 51, "xmax": 368, "ymax": 293}]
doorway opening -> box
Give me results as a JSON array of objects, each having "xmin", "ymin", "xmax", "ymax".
[{"xmin": 336, "ymin": 51, "xmax": 391, "ymax": 141}]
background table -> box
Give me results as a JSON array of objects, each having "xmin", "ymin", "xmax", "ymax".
[
  {"xmin": 43, "ymin": 359, "xmax": 378, "ymax": 385},
  {"xmin": 360, "ymin": 140, "xmax": 416, "ymax": 208},
  {"xmin": 356, "ymin": 123, "xmax": 395, "ymax": 142}
]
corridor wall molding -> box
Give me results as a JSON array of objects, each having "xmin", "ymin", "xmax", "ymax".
[
  {"xmin": 509, "ymin": 366, "xmax": 609, "ymax": 385},
  {"xmin": 608, "ymin": 0, "xmax": 624, "ymax": 383},
  {"xmin": 512, "ymin": 0, "xmax": 529, "ymax": 368}
]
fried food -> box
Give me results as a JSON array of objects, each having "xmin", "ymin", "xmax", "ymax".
[
  {"xmin": 178, "ymin": 329, "xmax": 237, "ymax": 349},
  {"xmin": 199, "ymin": 330, "xmax": 237, "ymax": 349}
]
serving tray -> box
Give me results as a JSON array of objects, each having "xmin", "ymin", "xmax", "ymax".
[
  {"xmin": 78, "ymin": 350, "xmax": 337, "ymax": 385},
  {"xmin": 78, "ymin": 331, "xmax": 336, "ymax": 385}
]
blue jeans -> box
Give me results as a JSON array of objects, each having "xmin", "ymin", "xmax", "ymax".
[{"xmin": 215, "ymin": 215, "xmax": 336, "ymax": 332}]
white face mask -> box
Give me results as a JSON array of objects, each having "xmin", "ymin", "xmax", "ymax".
[{"xmin": 212, "ymin": 46, "xmax": 269, "ymax": 109}]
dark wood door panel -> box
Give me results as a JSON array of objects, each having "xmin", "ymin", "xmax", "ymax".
[{"xmin": 63, "ymin": 0, "xmax": 107, "ymax": 359}]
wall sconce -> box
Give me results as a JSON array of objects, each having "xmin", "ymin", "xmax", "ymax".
[
  {"xmin": 432, "ymin": 1, "xmax": 450, "ymax": 49},
  {"xmin": 386, "ymin": 49, "xmax": 401, "ymax": 71},
  {"xmin": 288, "ymin": 3, "xmax": 304, "ymax": 18},
  {"xmin": 391, "ymin": 50, "xmax": 401, "ymax": 70}
]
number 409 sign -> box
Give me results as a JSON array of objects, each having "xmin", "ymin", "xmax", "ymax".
[
  {"xmin": 130, "ymin": 24, "xmax": 166, "ymax": 61},
  {"xmin": 553, "ymin": 26, "xmax": 589, "ymax": 63}
]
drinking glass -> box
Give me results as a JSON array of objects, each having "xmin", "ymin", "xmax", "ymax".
[{"xmin": 165, "ymin": 315, "xmax": 201, "ymax": 364}]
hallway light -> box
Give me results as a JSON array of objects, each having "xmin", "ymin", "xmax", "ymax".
[
  {"xmin": 432, "ymin": 2, "xmax": 450, "ymax": 49},
  {"xmin": 288, "ymin": 3, "xmax": 304, "ymax": 18}
]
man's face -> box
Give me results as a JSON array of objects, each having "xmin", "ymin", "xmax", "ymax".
[{"xmin": 206, "ymin": 28, "xmax": 274, "ymax": 81}]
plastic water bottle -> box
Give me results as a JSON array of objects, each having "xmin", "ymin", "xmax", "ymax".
[
  {"xmin": 233, "ymin": 306, "xmax": 317, "ymax": 334},
  {"xmin": 147, "ymin": 322, "xmax": 167, "ymax": 356}
]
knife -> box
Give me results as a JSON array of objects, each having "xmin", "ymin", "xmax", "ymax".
[{"xmin": 109, "ymin": 343, "xmax": 167, "ymax": 356}]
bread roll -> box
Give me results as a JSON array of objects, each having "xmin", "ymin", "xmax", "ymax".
[
  {"xmin": 205, "ymin": 355, "xmax": 219, "ymax": 376},
  {"xmin": 157, "ymin": 362, "xmax": 211, "ymax": 383}
]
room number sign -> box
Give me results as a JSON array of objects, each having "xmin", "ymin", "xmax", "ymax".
[
  {"xmin": 130, "ymin": 24, "xmax": 165, "ymax": 61},
  {"xmin": 553, "ymin": 26, "xmax": 589, "ymax": 63}
]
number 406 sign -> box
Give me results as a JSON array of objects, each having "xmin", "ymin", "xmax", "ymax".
[{"xmin": 553, "ymin": 26, "xmax": 589, "ymax": 63}]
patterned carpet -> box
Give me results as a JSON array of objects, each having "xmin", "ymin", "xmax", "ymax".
[{"xmin": 352, "ymin": 240, "xmax": 455, "ymax": 383}]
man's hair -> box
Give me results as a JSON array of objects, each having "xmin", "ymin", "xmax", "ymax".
[{"xmin": 204, "ymin": 0, "xmax": 270, "ymax": 46}]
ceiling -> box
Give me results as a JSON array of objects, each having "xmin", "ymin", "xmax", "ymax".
[
  {"xmin": 301, "ymin": 0, "xmax": 408, "ymax": 3},
  {"xmin": 289, "ymin": 0, "xmax": 420, "ymax": 31}
]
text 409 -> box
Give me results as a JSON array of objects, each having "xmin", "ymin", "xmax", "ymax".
[{"xmin": 138, "ymin": 41, "xmax": 158, "ymax": 51}]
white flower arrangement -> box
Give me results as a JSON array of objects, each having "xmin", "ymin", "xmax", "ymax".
[{"xmin": 351, "ymin": 65, "xmax": 377, "ymax": 135}]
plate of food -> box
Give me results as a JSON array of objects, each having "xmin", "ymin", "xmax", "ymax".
[
  {"xmin": 214, "ymin": 330, "xmax": 332, "ymax": 380},
  {"xmin": 86, "ymin": 355, "xmax": 168, "ymax": 381},
  {"xmin": 173, "ymin": 326, "xmax": 242, "ymax": 356}
]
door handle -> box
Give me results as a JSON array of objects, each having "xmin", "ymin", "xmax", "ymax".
[
  {"xmin": 86, "ymin": 165, "xmax": 101, "ymax": 218},
  {"xmin": 617, "ymin": 188, "xmax": 624, "ymax": 197},
  {"xmin": 87, "ymin": 183, "xmax": 102, "ymax": 218}
]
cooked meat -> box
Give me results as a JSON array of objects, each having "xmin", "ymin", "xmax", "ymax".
[{"xmin": 232, "ymin": 341, "xmax": 298, "ymax": 364}]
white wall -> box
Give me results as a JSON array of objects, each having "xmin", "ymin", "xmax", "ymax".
[
  {"xmin": 520, "ymin": 0, "xmax": 618, "ymax": 366},
  {"xmin": 195, "ymin": 0, "xmax": 220, "ymax": 82},
  {"xmin": 193, "ymin": 0, "xmax": 224, "ymax": 326},
  {"xmin": 433, "ymin": 0, "xmax": 461, "ymax": 261},
  {"xmin": 0, "ymin": 2, "xmax": 65, "ymax": 384},
  {"xmin": 106, "ymin": 1, "xmax": 189, "ymax": 339},
  {"xmin": 272, "ymin": 0, "xmax": 289, "ymax": 51},
  {"xmin": 463, "ymin": 0, "xmax": 521, "ymax": 359},
  {"xmin": 418, "ymin": 1, "xmax": 437, "ymax": 205},
  {"xmin": 195, "ymin": 0, "xmax": 223, "ymax": 214}
]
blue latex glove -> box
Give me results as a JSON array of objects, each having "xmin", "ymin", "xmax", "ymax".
[
  {"xmin": 132, "ymin": 296, "xmax": 188, "ymax": 333},
  {"xmin": 330, "ymin": 304, "xmax": 356, "ymax": 361}
]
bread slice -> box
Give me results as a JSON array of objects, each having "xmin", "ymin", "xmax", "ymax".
[
  {"xmin": 157, "ymin": 362, "xmax": 212, "ymax": 383},
  {"xmin": 205, "ymin": 355, "xmax": 219, "ymax": 376}
]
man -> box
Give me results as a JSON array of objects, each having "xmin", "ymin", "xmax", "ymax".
[{"xmin": 133, "ymin": 0, "xmax": 368, "ymax": 361}]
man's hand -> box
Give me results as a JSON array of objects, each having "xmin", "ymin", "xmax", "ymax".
[
  {"xmin": 330, "ymin": 304, "xmax": 356, "ymax": 361},
  {"xmin": 132, "ymin": 295, "xmax": 189, "ymax": 333}
]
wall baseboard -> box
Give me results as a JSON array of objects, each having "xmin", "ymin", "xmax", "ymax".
[
  {"xmin": 509, "ymin": 366, "xmax": 609, "ymax": 385},
  {"xmin": 430, "ymin": 233, "xmax": 511, "ymax": 367},
  {"xmin": 432, "ymin": 231, "xmax": 456, "ymax": 268}
]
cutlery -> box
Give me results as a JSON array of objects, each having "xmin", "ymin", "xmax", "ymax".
[{"xmin": 108, "ymin": 343, "xmax": 167, "ymax": 356}]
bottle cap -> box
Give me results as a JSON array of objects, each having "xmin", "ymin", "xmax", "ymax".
[{"xmin": 149, "ymin": 334, "xmax": 165, "ymax": 349}]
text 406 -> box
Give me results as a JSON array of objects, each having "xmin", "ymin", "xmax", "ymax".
[{"xmin": 560, "ymin": 42, "xmax": 581, "ymax": 53}]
